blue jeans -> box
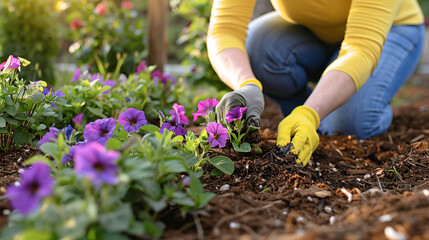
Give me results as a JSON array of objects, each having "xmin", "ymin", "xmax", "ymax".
[{"xmin": 246, "ymin": 12, "xmax": 425, "ymax": 139}]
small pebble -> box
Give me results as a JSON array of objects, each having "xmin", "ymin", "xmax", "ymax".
[
  {"xmin": 307, "ymin": 196, "xmax": 313, "ymax": 202},
  {"xmin": 18, "ymin": 169, "xmax": 25, "ymax": 174},
  {"xmin": 316, "ymin": 162, "xmax": 320, "ymax": 166},
  {"xmin": 329, "ymin": 163, "xmax": 333, "ymax": 167},
  {"xmin": 423, "ymin": 189, "xmax": 429, "ymax": 197},
  {"xmin": 229, "ymin": 222, "xmax": 240, "ymax": 229},
  {"xmin": 324, "ymin": 206, "xmax": 332, "ymax": 214},
  {"xmin": 384, "ymin": 226, "xmax": 406, "ymax": 240},
  {"xmin": 258, "ymin": 185, "xmax": 263, "ymax": 189},
  {"xmin": 364, "ymin": 174, "xmax": 371, "ymax": 180},
  {"xmin": 219, "ymin": 184, "xmax": 230, "ymax": 191},
  {"xmin": 356, "ymin": 178, "xmax": 361, "ymax": 182},
  {"xmin": 17, "ymin": 157, "xmax": 22, "ymax": 162},
  {"xmin": 234, "ymin": 178, "xmax": 241, "ymax": 183},
  {"xmin": 315, "ymin": 168, "xmax": 319, "ymax": 171},
  {"xmin": 2, "ymin": 209, "xmax": 10, "ymax": 215},
  {"xmin": 245, "ymin": 164, "xmax": 249, "ymax": 169},
  {"xmin": 296, "ymin": 216, "xmax": 304, "ymax": 223},
  {"xmin": 24, "ymin": 149, "xmax": 30, "ymax": 152},
  {"xmin": 379, "ymin": 214, "xmax": 392, "ymax": 222},
  {"xmin": 282, "ymin": 211, "xmax": 288, "ymax": 215},
  {"xmin": 332, "ymin": 168, "xmax": 337, "ymax": 172},
  {"xmin": 14, "ymin": 182, "xmax": 20, "ymax": 187},
  {"xmin": 329, "ymin": 216, "xmax": 335, "ymax": 225}
]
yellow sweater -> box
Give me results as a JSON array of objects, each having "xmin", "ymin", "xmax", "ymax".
[{"xmin": 207, "ymin": 0, "xmax": 424, "ymax": 90}]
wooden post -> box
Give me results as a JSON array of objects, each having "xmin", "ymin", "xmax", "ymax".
[{"xmin": 148, "ymin": 0, "xmax": 168, "ymax": 72}]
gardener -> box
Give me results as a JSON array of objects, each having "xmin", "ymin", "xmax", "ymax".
[{"xmin": 210, "ymin": 0, "xmax": 425, "ymax": 166}]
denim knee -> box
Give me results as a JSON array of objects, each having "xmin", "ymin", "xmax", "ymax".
[{"xmin": 353, "ymin": 104, "xmax": 393, "ymax": 139}]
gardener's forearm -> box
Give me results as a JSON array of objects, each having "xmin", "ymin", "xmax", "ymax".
[
  {"xmin": 212, "ymin": 48, "xmax": 256, "ymax": 90},
  {"xmin": 304, "ymin": 71, "xmax": 356, "ymax": 120}
]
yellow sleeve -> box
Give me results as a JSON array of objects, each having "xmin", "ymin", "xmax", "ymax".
[
  {"xmin": 207, "ymin": 0, "xmax": 257, "ymax": 64},
  {"xmin": 322, "ymin": 0, "xmax": 402, "ymax": 90}
]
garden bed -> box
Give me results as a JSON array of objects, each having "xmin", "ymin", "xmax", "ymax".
[{"xmin": 1, "ymin": 95, "xmax": 428, "ymax": 240}]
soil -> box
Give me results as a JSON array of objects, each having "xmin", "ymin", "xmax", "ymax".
[{"xmin": 1, "ymin": 83, "xmax": 428, "ymax": 239}]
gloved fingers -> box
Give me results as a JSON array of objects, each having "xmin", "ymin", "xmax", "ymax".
[
  {"xmin": 276, "ymin": 121, "xmax": 293, "ymax": 147},
  {"xmin": 295, "ymin": 143, "xmax": 312, "ymax": 166},
  {"xmin": 290, "ymin": 131, "xmax": 307, "ymax": 154},
  {"xmin": 246, "ymin": 116, "xmax": 261, "ymax": 128}
]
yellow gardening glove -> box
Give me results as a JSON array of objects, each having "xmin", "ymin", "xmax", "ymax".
[{"xmin": 277, "ymin": 105, "xmax": 320, "ymax": 166}]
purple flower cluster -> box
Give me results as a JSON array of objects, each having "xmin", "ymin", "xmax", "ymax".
[
  {"xmin": 74, "ymin": 142, "xmax": 120, "ymax": 187},
  {"xmin": 205, "ymin": 122, "xmax": 229, "ymax": 148},
  {"xmin": 6, "ymin": 163, "xmax": 54, "ymax": 215},
  {"xmin": 160, "ymin": 104, "xmax": 188, "ymax": 136},
  {"xmin": 192, "ymin": 98, "xmax": 219, "ymax": 121},
  {"xmin": 72, "ymin": 113, "xmax": 84, "ymax": 127},
  {"xmin": 83, "ymin": 118, "xmax": 117, "ymax": 145},
  {"xmin": 118, "ymin": 108, "xmax": 147, "ymax": 132},
  {"xmin": 151, "ymin": 70, "xmax": 177, "ymax": 86}
]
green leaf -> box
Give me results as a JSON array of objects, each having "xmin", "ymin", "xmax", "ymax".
[
  {"xmin": 158, "ymin": 160, "xmax": 187, "ymax": 176},
  {"xmin": 209, "ymin": 156, "xmax": 234, "ymax": 175},
  {"xmin": 2, "ymin": 116, "xmax": 18, "ymax": 125},
  {"xmin": 19, "ymin": 229, "xmax": 53, "ymax": 240},
  {"xmin": 87, "ymin": 106, "xmax": 107, "ymax": 118},
  {"xmin": 141, "ymin": 124, "xmax": 160, "ymax": 133},
  {"xmin": 23, "ymin": 155, "xmax": 53, "ymax": 167},
  {"xmin": 40, "ymin": 142, "xmax": 59, "ymax": 157},
  {"xmin": 187, "ymin": 176, "xmax": 215, "ymax": 208},
  {"xmin": 0, "ymin": 117, "xmax": 5, "ymax": 127},
  {"xmin": 232, "ymin": 142, "xmax": 251, "ymax": 153},
  {"xmin": 29, "ymin": 92, "xmax": 45, "ymax": 104},
  {"xmin": 5, "ymin": 103, "xmax": 18, "ymax": 116},
  {"xmin": 99, "ymin": 204, "xmax": 133, "ymax": 232},
  {"xmin": 107, "ymin": 138, "xmax": 122, "ymax": 150},
  {"xmin": 13, "ymin": 127, "xmax": 30, "ymax": 145},
  {"xmin": 117, "ymin": 130, "xmax": 129, "ymax": 140},
  {"xmin": 210, "ymin": 168, "xmax": 224, "ymax": 176},
  {"xmin": 171, "ymin": 135, "xmax": 184, "ymax": 143}
]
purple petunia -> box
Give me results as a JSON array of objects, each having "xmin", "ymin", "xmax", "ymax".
[
  {"xmin": 64, "ymin": 124, "xmax": 74, "ymax": 141},
  {"xmin": 71, "ymin": 68, "xmax": 81, "ymax": 82},
  {"xmin": 62, "ymin": 145, "xmax": 77, "ymax": 165},
  {"xmin": 118, "ymin": 108, "xmax": 147, "ymax": 132},
  {"xmin": 160, "ymin": 110, "xmax": 187, "ymax": 136},
  {"xmin": 225, "ymin": 106, "xmax": 247, "ymax": 123},
  {"xmin": 74, "ymin": 142, "xmax": 120, "ymax": 187},
  {"xmin": 6, "ymin": 162, "xmax": 54, "ymax": 215},
  {"xmin": 192, "ymin": 98, "xmax": 219, "ymax": 121},
  {"xmin": 83, "ymin": 118, "xmax": 117, "ymax": 145},
  {"xmin": 172, "ymin": 103, "xmax": 189, "ymax": 125},
  {"xmin": 90, "ymin": 73, "xmax": 103, "ymax": 82},
  {"xmin": 72, "ymin": 113, "xmax": 84, "ymax": 126},
  {"xmin": 205, "ymin": 122, "xmax": 229, "ymax": 148},
  {"xmin": 102, "ymin": 80, "xmax": 116, "ymax": 94},
  {"xmin": 136, "ymin": 60, "xmax": 147, "ymax": 74},
  {"xmin": 38, "ymin": 127, "xmax": 61, "ymax": 148},
  {"xmin": 43, "ymin": 86, "xmax": 53, "ymax": 96},
  {"xmin": 1, "ymin": 55, "xmax": 21, "ymax": 73}
]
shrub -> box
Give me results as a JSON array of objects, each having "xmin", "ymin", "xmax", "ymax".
[
  {"xmin": 0, "ymin": 0, "xmax": 60, "ymax": 86},
  {"xmin": 66, "ymin": 0, "xmax": 146, "ymax": 75}
]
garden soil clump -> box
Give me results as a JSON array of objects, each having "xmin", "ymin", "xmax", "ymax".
[
  {"xmin": 162, "ymin": 97, "xmax": 429, "ymax": 240},
  {"xmin": 0, "ymin": 98, "xmax": 428, "ymax": 239}
]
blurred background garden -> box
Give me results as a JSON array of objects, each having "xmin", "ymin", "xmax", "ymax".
[{"xmin": 1, "ymin": 0, "xmax": 429, "ymax": 96}]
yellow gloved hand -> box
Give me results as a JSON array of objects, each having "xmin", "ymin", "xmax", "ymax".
[{"xmin": 276, "ymin": 105, "xmax": 320, "ymax": 166}]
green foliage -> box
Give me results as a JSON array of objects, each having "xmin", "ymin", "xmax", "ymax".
[
  {"xmin": 42, "ymin": 63, "xmax": 194, "ymax": 129},
  {"xmin": 66, "ymin": 0, "xmax": 146, "ymax": 75},
  {"xmin": 0, "ymin": 56, "xmax": 58, "ymax": 151},
  {"xmin": 170, "ymin": 0, "xmax": 228, "ymax": 90},
  {"xmin": 0, "ymin": 0, "xmax": 60, "ymax": 85},
  {"xmin": 1, "ymin": 118, "xmax": 225, "ymax": 239}
]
